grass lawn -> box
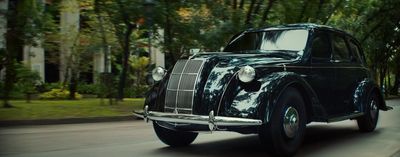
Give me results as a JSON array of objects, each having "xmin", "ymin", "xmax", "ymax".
[{"xmin": 0, "ymin": 98, "xmax": 144, "ymax": 121}]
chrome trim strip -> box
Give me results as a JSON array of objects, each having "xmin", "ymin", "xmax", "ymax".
[
  {"xmin": 216, "ymin": 71, "xmax": 239, "ymax": 116},
  {"xmin": 133, "ymin": 111, "xmax": 144, "ymax": 119},
  {"xmin": 164, "ymin": 106, "xmax": 192, "ymax": 110},
  {"xmin": 166, "ymin": 89, "xmax": 195, "ymax": 92},
  {"xmin": 191, "ymin": 59, "xmax": 206, "ymax": 112},
  {"xmin": 145, "ymin": 111, "xmax": 262, "ymax": 127},
  {"xmin": 174, "ymin": 60, "xmax": 191, "ymax": 111},
  {"xmin": 171, "ymin": 73, "xmax": 198, "ymax": 75},
  {"xmin": 258, "ymin": 65, "xmax": 369, "ymax": 70}
]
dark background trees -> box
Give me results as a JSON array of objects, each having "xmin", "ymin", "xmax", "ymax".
[{"xmin": 1, "ymin": 0, "xmax": 399, "ymax": 107}]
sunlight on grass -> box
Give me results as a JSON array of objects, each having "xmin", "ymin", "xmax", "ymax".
[{"xmin": 0, "ymin": 98, "xmax": 144, "ymax": 120}]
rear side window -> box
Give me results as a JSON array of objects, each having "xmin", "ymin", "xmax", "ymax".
[
  {"xmin": 332, "ymin": 35, "xmax": 351, "ymax": 61},
  {"xmin": 311, "ymin": 32, "xmax": 331, "ymax": 62},
  {"xmin": 348, "ymin": 39, "xmax": 363, "ymax": 63}
]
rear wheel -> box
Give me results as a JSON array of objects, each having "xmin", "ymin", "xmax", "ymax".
[
  {"xmin": 153, "ymin": 122, "xmax": 198, "ymax": 147},
  {"xmin": 357, "ymin": 93, "xmax": 379, "ymax": 132},
  {"xmin": 259, "ymin": 87, "xmax": 306, "ymax": 157}
]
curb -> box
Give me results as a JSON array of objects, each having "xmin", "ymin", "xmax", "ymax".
[{"xmin": 0, "ymin": 116, "xmax": 141, "ymax": 127}]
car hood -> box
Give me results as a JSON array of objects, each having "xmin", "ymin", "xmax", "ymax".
[{"xmin": 167, "ymin": 52, "xmax": 299, "ymax": 115}]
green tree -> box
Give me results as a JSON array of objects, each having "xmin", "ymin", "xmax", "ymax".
[
  {"xmin": 2, "ymin": 0, "xmax": 54, "ymax": 108},
  {"xmin": 14, "ymin": 63, "xmax": 41, "ymax": 103},
  {"xmin": 95, "ymin": 0, "xmax": 146, "ymax": 101}
]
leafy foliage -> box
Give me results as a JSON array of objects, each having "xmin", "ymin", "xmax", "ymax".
[
  {"xmin": 39, "ymin": 89, "xmax": 83, "ymax": 100},
  {"xmin": 77, "ymin": 83, "xmax": 101, "ymax": 95}
]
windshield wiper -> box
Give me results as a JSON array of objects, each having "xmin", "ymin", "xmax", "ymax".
[
  {"xmin": 267, "ymin": 50, "xmax": 299, "ymax": 57},
  {"xmin": 230, "ymin": 50, "xmax": 300, "ymax": 59}
]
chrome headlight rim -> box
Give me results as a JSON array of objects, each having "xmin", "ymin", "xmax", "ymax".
[
  {"xmin": 152, "ymin": 66, "xmax": 166, "ymax": 82},
  {"xmin": 238, "ymin": 65, "xmax": 256, "ymax": 83}
]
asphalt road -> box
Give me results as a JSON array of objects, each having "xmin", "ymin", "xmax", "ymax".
[{"xmin": 0, "ymin": 99, "xmax": 399, "ymax": 157}]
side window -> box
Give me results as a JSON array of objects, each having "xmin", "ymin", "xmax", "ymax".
[
  {"xmin": 348, "ymin": 39, "xmax": 362, "ymax": 63},
  {"xmin": 311, "ymin": 32, "xmax": 331, "ymax": 62},
  {"xmin": 332, "ymin": 35, "xmax": 351, "ymax": 61}
]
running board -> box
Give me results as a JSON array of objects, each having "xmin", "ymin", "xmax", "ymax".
[{"xmin": 327, "ymin": 112, "xmax": 364, "ymax": 123}]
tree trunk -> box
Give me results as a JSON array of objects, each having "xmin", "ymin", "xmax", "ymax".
[
  {"xmin": 298, "ymin": 0, "xmax": 310, "ymax": 22},
  {"xmin": 163, "ymin": 0, "xmax": 175, "ymax": 66},
  {"xmin": 253, "ymin": 0, "xmax": 264, "ymax": 16},
  {"xmin": 2, "ymin": 55, "xmax": 15, "ymax": 108},
  {"xmin": 315, "ymin": 0, "xmax": 324, "ymax": 21},
  {"xmin": 392, "ymin": 68, "xmax": 400, "ymax": 95},
  {"xmin": 239, "ymin": 0, "xmax": 244, "ymax": 9},
  {"xmin": 26, "ymin": 93, "xmax": 31, "ymax": 103},
  {"xmin": 115, "ymin": 0, "xmax": 135, "ymax": 101},
  {"xmin": 260, "ymin": 0, "xmax": 276, "ymax": 25},
  {"xmin": 3, "ymin": 1, "xmax": 22, "ymax": 108},
  {"xmin": 379, "ymin": 64, "xmax": 387, "ymax": 97},
  {"xmin": 322, "ymin": 0, "xmax": 343, "ymax": 24},
  {"xmin": 387, "ymin": 66, "xmax": 391, "ymax": 94},
  {"xmin": 69, "ymin": 70, "xmax": 78, "ymax": 99},
  {"xmin": 117, "ymin": 26, "xmax": 133, "ymax": 101},
  {"xmin": 245, "ymin": 0, "xmax": 256, "ymax": 27}
]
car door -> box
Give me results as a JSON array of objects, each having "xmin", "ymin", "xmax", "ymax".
[
  {"xmin": 330, "ymin": 33, "xmax": 358, "ymax": 115},
  {"xmin": 345, "ymin": 38, "xmax": 369, "ymax": 111},
  {"xmin": 307, "ymin": 30, "xmax": 336, "ymax": 116}
]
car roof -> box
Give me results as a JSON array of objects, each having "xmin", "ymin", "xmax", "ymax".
[{"xmin": 246, "ymin": 23, "xmax": 353, "ymax": 37}]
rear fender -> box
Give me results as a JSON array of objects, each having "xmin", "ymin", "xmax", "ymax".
[{"xmin": 353, "ymin": 79, "xmax": 390, "ymax": 112}]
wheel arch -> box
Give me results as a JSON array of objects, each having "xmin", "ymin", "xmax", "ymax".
[
  {"xmin": 289, "ymin": 82, "xmax": 314, "ymax": 123},
  {"xmin": 353, "ymin": 79, "xmax": 388, "ymax": 112},
  {"xmin": 258, "ymin": 72, "xmax": 325, "ymax": 124}
]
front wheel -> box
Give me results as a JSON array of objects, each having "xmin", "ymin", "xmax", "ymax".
[
  {"xmin": 357, "ymin": 93, "xmax": 379, "ymax": 132},
  {"xmin": 153, "ymin": 122, "xmax": 198, "ymax": 147},
  {"xmin": 259, "ymin": 87, "xmax": 307, "ymax": 157}
]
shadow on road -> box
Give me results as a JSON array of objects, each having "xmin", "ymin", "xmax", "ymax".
[{"xmin": 153, "ymin": 123, "xmax": 382, "ymax": 157}]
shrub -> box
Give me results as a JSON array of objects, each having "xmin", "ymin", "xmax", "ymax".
[
  {"xmin": 39, "ymin": 83, "xmax": 63, "ymax": 92},
  {"xmin": 77, "ymin": 83, "xmax": 100, "ymax": 95},
  {"xmin": 39, "ymin": 89, "xmax": 82, "ymax": 100},
  {"xmin": 124, "ymin": 85, "xmax": 149, "ymax": 98}
]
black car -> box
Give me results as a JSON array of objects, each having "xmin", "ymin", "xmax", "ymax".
[{"xmin": 134, "ymin": 23, "xmax": 392, "ymax": 156}]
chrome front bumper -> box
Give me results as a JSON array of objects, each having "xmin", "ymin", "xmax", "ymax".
[{"xmin": 133, "ymin": 105, "xmax": 263, "ymax": 131}]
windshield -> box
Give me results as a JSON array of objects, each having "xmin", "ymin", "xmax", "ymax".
[{"xmin": 224, "ymin": 29, "xmax": 309, "ymax": 54}]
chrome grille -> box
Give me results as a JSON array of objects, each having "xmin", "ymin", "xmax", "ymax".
[{"xmin": 165, "ymin": 59, "xmax": 205, "ymax": 114}]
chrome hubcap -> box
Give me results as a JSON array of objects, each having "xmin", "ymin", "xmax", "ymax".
[
  {"xmin": 370, "ymin": 100, "xmax": 378, "ymax": 119},
  {"xmin": 283, "ymin": 106, "xmax": 299, "ymax": 138}
]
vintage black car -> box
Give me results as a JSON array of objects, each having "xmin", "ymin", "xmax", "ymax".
[{"xmin": 134, "ymin": 23, "xmax": 392, "ymax": 156}]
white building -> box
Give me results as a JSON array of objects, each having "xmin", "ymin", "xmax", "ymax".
[{"xmin": 7, "ymin": 0, "xmax": 165, "ymax": 83}]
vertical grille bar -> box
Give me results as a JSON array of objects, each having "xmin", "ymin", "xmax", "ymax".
[{"xmin": 165, "ymin": 59, "xmax": 205, "ymax": 114}]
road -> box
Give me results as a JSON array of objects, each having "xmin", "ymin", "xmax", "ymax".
[{"xmin": 0, "ymin": 99, "xmax": 399, "ymax": 157}]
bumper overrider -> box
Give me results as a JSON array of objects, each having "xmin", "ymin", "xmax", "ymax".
[{"xmin": 133, "ymin": 105, "xmax": 263, "ymax": 131}]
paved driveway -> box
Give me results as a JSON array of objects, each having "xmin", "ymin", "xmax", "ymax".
[{"xmin": 0, "ymin": 99, "xmax": 399, "ymax": 157}]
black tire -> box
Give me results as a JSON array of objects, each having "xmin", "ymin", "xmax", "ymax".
[
  {"xmin": 357, "ymin": 93, "xmax": 379, "ymax": 132},
  {"xmin": 259, "ymin": 87, "xmax": 306, "ymax": 157},
  {"xmin": 153, "ymin": 122, "xmax": 198, "ymax": 147}
]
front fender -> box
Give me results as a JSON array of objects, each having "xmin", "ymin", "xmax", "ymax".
[
  {"xmin": 221, "ymin": 72, "xmax": 326, "ymax": 123},
  {"xmin": 143, "ymin": 72, "xmax": 171, "ymax": 112}
]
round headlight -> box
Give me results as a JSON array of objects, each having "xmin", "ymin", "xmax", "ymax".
[
  {"xmin": 152, "ymin": 67, "xmax": 166, "ymax": 81},
  {"xmin": 238, "ymin": 65, "xmax": 255, "ymax": 83}
]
